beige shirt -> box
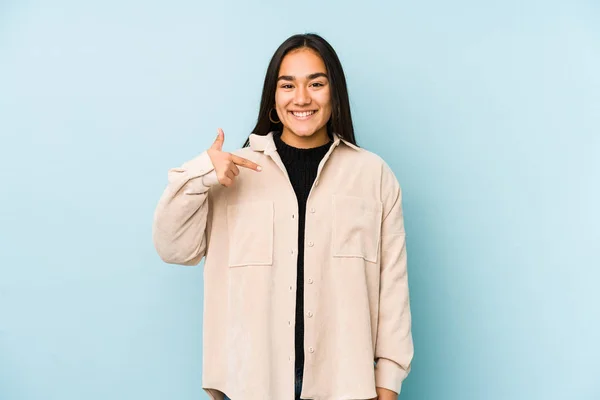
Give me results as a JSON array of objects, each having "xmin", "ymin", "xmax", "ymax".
[{"xmin": 152, "ymin": 132, "xmax": 414, "ymax": 400}]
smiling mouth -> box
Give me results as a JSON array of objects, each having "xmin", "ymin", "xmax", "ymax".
[{"xmin": 289, "ymin": 110, "xmax": 317, "ymax": 119}]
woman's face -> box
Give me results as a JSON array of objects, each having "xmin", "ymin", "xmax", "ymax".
[{"xmin": 275, "ymin": 48, "xmax": 332, "ymax": 141}]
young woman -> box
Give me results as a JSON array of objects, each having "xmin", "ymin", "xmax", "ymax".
[{"xmin": 152, "ymin": 33, "xmax": 413, "ymax": 400}]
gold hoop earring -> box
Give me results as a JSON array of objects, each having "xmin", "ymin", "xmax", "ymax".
[{"xmin": 269, "ymin": 108, "xmax": 281, "ymax": 124}]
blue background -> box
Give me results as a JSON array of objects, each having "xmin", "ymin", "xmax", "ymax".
[{"xmin": 1, "ymin": 1, "xmax": 599, "ymax": 399}]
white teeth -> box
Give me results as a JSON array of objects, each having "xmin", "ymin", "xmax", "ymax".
[{"xmin": 292, "ymin": 111, "xmax": 315, "ymax": 117}]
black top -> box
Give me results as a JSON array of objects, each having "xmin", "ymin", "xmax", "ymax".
[{"xmin": 273, "ymin": 131, "xmax": 332, "ymax": 377}]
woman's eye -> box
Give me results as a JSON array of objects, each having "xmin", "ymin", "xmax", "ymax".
[
  {"xmin": 311, "ymin": 82, "xmax": 324, "ymax": 87},
  {"xmin": 281, "ymin": 84, "xmax": 293, "ymax": 89}
]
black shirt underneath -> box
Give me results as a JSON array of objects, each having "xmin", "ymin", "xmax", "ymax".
[{"xmin": 273, "ymin": 132, "xmax": 332, "ymax": 376}]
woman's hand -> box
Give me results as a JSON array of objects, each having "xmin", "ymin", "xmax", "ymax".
[
  {"xmin": 370, "ymin": 386, "xmax": 398, "ymax": 400},
  {"xmin": 207, "ymin": 128, "xmax": 262, "ymax": 187}
]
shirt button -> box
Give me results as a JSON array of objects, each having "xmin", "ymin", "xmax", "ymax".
[
  {"xmin": 292, "ymin": 214, "xmax": 295, "ymax": 220},
  {"xmin": 290, "ymin": 249, "xmax": 295, "ymax": 255},
  {"xmin": 289, "ymin": 355, "xmax": 293, "ymax": 361},
  {"xmin": 308, "ymin": 241, "xmax": 314, "ymax": 247},
  {"xmin": 308, "ymin": 278, "xmax": 313, "ymax": 284},
  {"xmin": 309, "ymin": 347, "xmax": 315, "ymax": 353},
  {"xmin": 307, "ymin": 311, "xmax": 313, "ymax": 318},
  {"xmin": 289, "ymin": 285, "xmax": 293, "ymax": 291},
  {"xmin": 309, "ymin": 208, "xmax": 315, "ymax": 213},
  {"xmin": 288, "ymin": 320, "xmax": 292, "ymax": 326},
  {"xmin": 199, "ymin": 169, "xmax": 204, "ymax": 174},
  {"xmin": 314, "ymin": 180, "xmax": 319, "ymax": 187}
]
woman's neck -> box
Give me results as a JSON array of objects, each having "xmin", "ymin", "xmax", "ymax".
[{"xmin": 280, "ymin": 127, "xmax": 330, "ymax": 149}]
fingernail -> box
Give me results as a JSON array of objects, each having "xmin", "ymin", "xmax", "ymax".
[{"xmin": 257, "ymin": 166, "xmax": 262, "ymax": 171}]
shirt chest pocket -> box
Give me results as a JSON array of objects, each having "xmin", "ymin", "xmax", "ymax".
[
  {"xmin": 331, "ymin": 195, "xmax": 383, "ymax": 264},
  {"xmin": 226, "ymin": 200, "xmax": 274, "ymax": 267}
]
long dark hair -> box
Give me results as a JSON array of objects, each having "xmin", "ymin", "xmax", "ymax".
[{"xmin": 243, "ymin": 33, "xmax": 357, "ymax": 148}]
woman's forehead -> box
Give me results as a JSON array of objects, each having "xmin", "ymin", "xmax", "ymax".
[{"xmin": 279, "ymin": 48, "xmax": 327, "ymax": 76}]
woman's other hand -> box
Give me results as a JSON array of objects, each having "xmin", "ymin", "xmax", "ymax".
[{"xmin": 207, "ymin": 128, "xmax": 262, "ymax": 187}]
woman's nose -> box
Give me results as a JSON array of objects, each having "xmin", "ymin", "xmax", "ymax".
[{"xmin": 293, "ymin": 86, "xmax": 311, "ymax": 105}]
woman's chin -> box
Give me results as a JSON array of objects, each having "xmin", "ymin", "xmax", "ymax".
[{"xmin": 286, "ymin": 125, "xmax": 321, "ymax": 138}]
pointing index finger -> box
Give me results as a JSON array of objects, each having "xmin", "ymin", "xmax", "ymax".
[{"xmin": 231, "ymin": 154, "xmax": 262, "ymax": 171}]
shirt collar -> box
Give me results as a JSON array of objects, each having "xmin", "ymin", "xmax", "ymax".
[{"xmin": 249, "ymin": 131, "xmax": 360, "ymax": 153}]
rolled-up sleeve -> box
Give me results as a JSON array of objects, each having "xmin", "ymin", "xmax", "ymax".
[{"xmin": 152, "ymin": 151, "xmax": 217, "ymax": 265}]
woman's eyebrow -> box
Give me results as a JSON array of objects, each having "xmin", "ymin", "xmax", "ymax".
[{"xmin": 277, "ymin": 72, "xmax": 329, "ymax": 82}]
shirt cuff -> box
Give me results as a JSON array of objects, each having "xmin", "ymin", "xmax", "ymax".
[
  {"xmin": 374, "ymin": 358, "xmax": 407, "ymax": 395},
  {"xmin": 201, "ymin": 170, "xmax": 219, "ymax": 187},
  {"xmin": 170, "ymin": 151, "xmax": 217, "ymax": 195},
  {"xmin": 179, "ymin": 151, "xmax": 215, "ymax": 178}
]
